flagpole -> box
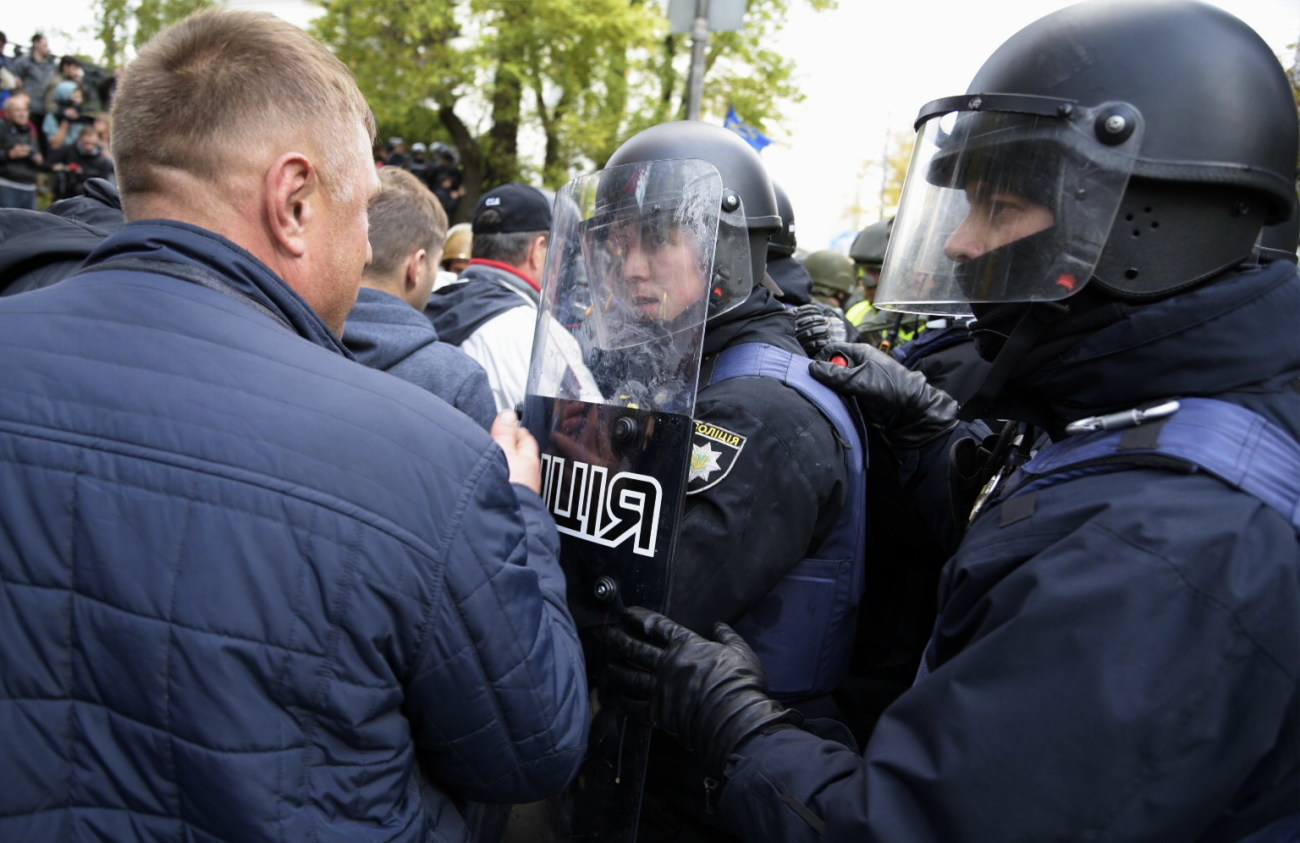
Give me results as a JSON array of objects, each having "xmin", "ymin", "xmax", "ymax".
[{"xmin": 687, "ymin": 0, "xmax": 710, "ymax": 120}]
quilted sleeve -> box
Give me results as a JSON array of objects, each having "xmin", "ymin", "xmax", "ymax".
[{"xmin": 404, "ymin": 445, "xmax": 589, "ymax": 803}]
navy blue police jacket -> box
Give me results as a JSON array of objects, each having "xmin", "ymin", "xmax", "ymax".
[
  {"xmin": 0, "ymin": 220, "xmax": 589, "ymax": 842},
  {"xmin": 715, "ymin": 260, "xmax": 1300, "ymax": 841}
]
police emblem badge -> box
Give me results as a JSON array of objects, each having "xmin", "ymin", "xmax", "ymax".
[{"xmin": 687, "ymin": 420, "xmax": 747, "ymax": 494}]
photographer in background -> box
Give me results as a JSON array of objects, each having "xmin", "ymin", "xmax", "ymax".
[
  {"xmin": 43, "ymin": 80, "xmax": 93, "ymax": 150},
  {"xmin": 45, "ymin": 122, "xmax": 113, "ymax": 200},
  {"xmin": 43, "ymin": 56, "xmax": 100, "ymax": 117},
  {"xmin": 0, "ymin": 92, "xmax": 42, "ymax": 209}
]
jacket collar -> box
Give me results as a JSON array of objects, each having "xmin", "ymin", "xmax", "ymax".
[
  {"xmin": 465, "ymin": 258, "xmax": 541, "ymax": 292},
  {"xmin": 85, "ymin": 219, "xmax": 352, "ymax": 358},
  {"xmin": 1001, "ymin": 261, "xmax": 1300, "ymax": 431}
]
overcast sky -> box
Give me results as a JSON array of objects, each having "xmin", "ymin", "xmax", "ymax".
[
  {"xmin": 8, "ymin": 0, "xmax": 1298, "ymax": 249},
  {"xmin": 764, "ymin": 0, "xmax": 1298, "ymax": 250}
]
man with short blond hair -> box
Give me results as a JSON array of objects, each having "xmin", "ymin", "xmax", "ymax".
[
  {"xmin": 344, "ymin": 166, "xmax": 497, "ymax": 429},
  {"xmin": 364, "ymin": 165, "xmax": 448, "ymax": 287},
  {"xmin": 108, "ymin": 7, "xmax": 378, "ymax": 333},
  {"xmin": 0, "ymin": 9, "xmax": 587, "ymax": 841}
]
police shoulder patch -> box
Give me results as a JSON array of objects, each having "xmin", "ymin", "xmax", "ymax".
[{"xmin": 687, "ymin": 420, "xmax": 747, "ymax": 494}]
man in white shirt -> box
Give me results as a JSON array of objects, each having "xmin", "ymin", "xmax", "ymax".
[{"xmin": 424, "ymin": 182, "xmax": 551, "ymax": 413}]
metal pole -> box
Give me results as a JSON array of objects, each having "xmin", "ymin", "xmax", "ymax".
[{"xmin": 686, "ymin": 0, "xmax": 710, "ymax": 121}]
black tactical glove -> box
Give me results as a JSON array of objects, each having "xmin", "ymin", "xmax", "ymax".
[
  {"xmin": 605, "ymin": 607, "xmax": 802, "ymax": 776},
  {"xmin": 793, "ymin": 302, "xmax": 851, "ymax": 358},
  {"xmin": 810, "ymin": 342, "xmax": 960, "ymax": 448}
]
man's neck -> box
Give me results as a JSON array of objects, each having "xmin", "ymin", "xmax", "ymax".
[
  {"xmin": 469, "ymin": 258, "xmax": 540, "ymax": 291},
  {"xmin": 358, "ymin": 280, "xmax": 416, "ymax": 310}
]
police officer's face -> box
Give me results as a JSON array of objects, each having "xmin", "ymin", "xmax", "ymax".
[
  {"xmin": 943, "ymin": 181, "xmax": 1054, "ymax": 263},
  {"xmin": 612, "ymin": 222, "xmax": 705, "ymax": 322}
]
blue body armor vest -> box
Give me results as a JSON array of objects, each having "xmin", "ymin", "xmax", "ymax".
[
  {"xmin": 1005, "ymin": 397, "xmax": 1300, "ymax": 530},
  {"xmin": 706, "ymin": 342, "xmax": 869, "ymax": 700}
]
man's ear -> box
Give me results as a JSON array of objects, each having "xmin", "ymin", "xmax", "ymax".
[
  {"xmin": 527, "ymin": 234, "xmax": 548, "ymax": 276},
  {"xmin": 403, "ymin": 248, "xmax": 428, "ymax": 293},
  {"xmin": 264, "ymin": 153, "xmax": 316, "ymax": 258}
]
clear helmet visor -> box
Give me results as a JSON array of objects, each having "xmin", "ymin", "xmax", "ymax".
[
  {"xmin": 526, "ymin": 159, "xmax": 730, "ymax": 415},
  {"xmin": 876, "ymin": 98, "xmax": 1143, "ymax": 315}
]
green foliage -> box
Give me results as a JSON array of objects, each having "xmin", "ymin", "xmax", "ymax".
[
  {"xmin": 846, "ymin": 129, "xmax": 911, "ymax": 230},
  {"xmin": 882, "ymin": 130, "xmax": 913, "ymax": 215},
  {"xmin": 89, "ymin": 0, "xmax": 830, "ymax": 216},
  {"xmin": 93, "ymin": 0, "xmax": 214, "ymax": 68},
  {"xmin": 309, "ymin": 0, "xmax": 829, "ymax": 217}
]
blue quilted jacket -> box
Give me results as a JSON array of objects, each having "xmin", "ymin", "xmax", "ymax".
[{"xmin": 0, "ymin": 220, "xmax": 589, "ymax": 841}]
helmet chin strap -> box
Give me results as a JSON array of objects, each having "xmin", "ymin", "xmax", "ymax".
[
  {"xmin": 757, "ymin": 272, "xmax": 784, "ymax": 296},
  {"xmin": 958, "ymin": 300, "xmax": 1071, "ymax": 423}
]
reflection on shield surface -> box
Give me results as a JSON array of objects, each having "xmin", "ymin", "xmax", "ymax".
[{"xmin": 517, "ymin": 159, "xmax": 727, "ymax": 841}]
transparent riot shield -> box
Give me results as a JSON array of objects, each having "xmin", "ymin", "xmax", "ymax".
[{"xmin": 520, "ymin": 159, "xmax": 726, "ymax": 842}]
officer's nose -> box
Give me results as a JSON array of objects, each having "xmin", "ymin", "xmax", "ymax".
[
  {"xmin": 943, "ymin": 214, "xmax": 985, "ymax": 264},
  {"xmin": 620, "ymin": 243, "xmax": 651, "ymax": 283}
]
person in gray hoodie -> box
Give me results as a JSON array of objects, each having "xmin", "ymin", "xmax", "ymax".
[{"xmin": 343, "ymin": 166, "xmax": 497, "ymax": 429}]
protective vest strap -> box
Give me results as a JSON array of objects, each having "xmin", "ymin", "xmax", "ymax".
[
  {"xmin": 709, "ymin": 342, "xmax": 865, "ymax": 472},
  {"xmin": 1008, "ymin": 397, "xmax": 1300, "ymax": 530},
  {"xmin": 706, "ymin": 342, "xmax": 868, "ymax": 700}
]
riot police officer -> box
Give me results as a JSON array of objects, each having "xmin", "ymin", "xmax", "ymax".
[
  {"xmin": 564, "ymin": 120, "xmax": 866, "ymax": 842},
  {"xmin": 606, "ymin": 2, "xmax": 1300, "ymax": 840},
  {"xmin": 845, "ymin": 216, "xmax": 922, "ymax": 348},
  {"xmin": 766, "ymin": 181, "xmax": 814, "ymax": 306},
  {"xmin": 844, "ymin": 216, "xmax": 890, "ymax": 324},
  {"xmin": 803, "ymin": 249, "xmax": 855, "ymax": 313}
]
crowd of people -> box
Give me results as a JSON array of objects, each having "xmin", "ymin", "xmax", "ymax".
[
  {"xmin": 378, "ymin": 134, "xmax": 467, "ymax": 219},
  {"xmin": 0, "ymin": 2, "xmax": 1296, "ymax": 842},
  {"xmin": 0, "ymin": 32, "xmax": 116, "ymax": 207}
]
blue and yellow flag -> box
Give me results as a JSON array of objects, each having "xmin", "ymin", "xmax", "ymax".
[{"xmin": 724, "ymin": 107, "xmax": 772, "ymax": 152}]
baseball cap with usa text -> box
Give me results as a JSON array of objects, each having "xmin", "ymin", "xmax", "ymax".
[{"xmin": 472, "ymin": 182, "xmax": 553, "ymax": 234}]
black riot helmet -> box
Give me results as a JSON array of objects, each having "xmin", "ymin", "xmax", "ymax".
[
  {"xmin": 876, "ymin": 0, "xmax": 1299, "ymax": 314},
  {"xmin": 768, "ymin": 181, "xmax": 798, "ymax": 259},
  {"xmin": 849, "ymin": 218, "xmax": 893, "ymax": 269},
  {"xmin": 604, "ymin": 120, "xmax": 781, "ymax": 310}
]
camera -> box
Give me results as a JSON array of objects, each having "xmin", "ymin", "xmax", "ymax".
[{"xmin": 61, "ymin": 107, "xmax": 97, "ymax": 126}]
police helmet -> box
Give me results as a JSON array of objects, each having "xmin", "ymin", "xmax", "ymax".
[
  {"xmin": 1256, "ymin": 214, "xmax": 1299, "ymax": 265},
  {"xmin": 429, "ymin": 141, "xmax": 458, "ymax": 164},
  {"xmin": 804, "ymin": 250, "xmax": 856, "ymax": 297},
  {"xmin": 604, "ymin": 120, "xmax": 781, "ymax": 315},
  {"xmin": 849, "ymin": 218, "xmax": 893, "ymax": 268},
  {"xmin": 876, "ymin": 0, "xmax": 1298, "ymax": 314},
  {"xmin": 768, "ymin": 181, "xmax": 798, "ymax": 259}
]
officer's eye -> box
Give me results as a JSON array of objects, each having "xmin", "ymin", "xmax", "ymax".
[{"xmin": 988, "ymin": 199, "xmax": 1018, "ymax": 221}]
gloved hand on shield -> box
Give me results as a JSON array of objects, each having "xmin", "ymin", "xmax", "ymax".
[
  {"xmin": 809, "ymin": 342, "xmax": 960, "ymax": 449},
  {"xmin": 604, "ymin": 606, "xmax": 802, "ymax": 777}
]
